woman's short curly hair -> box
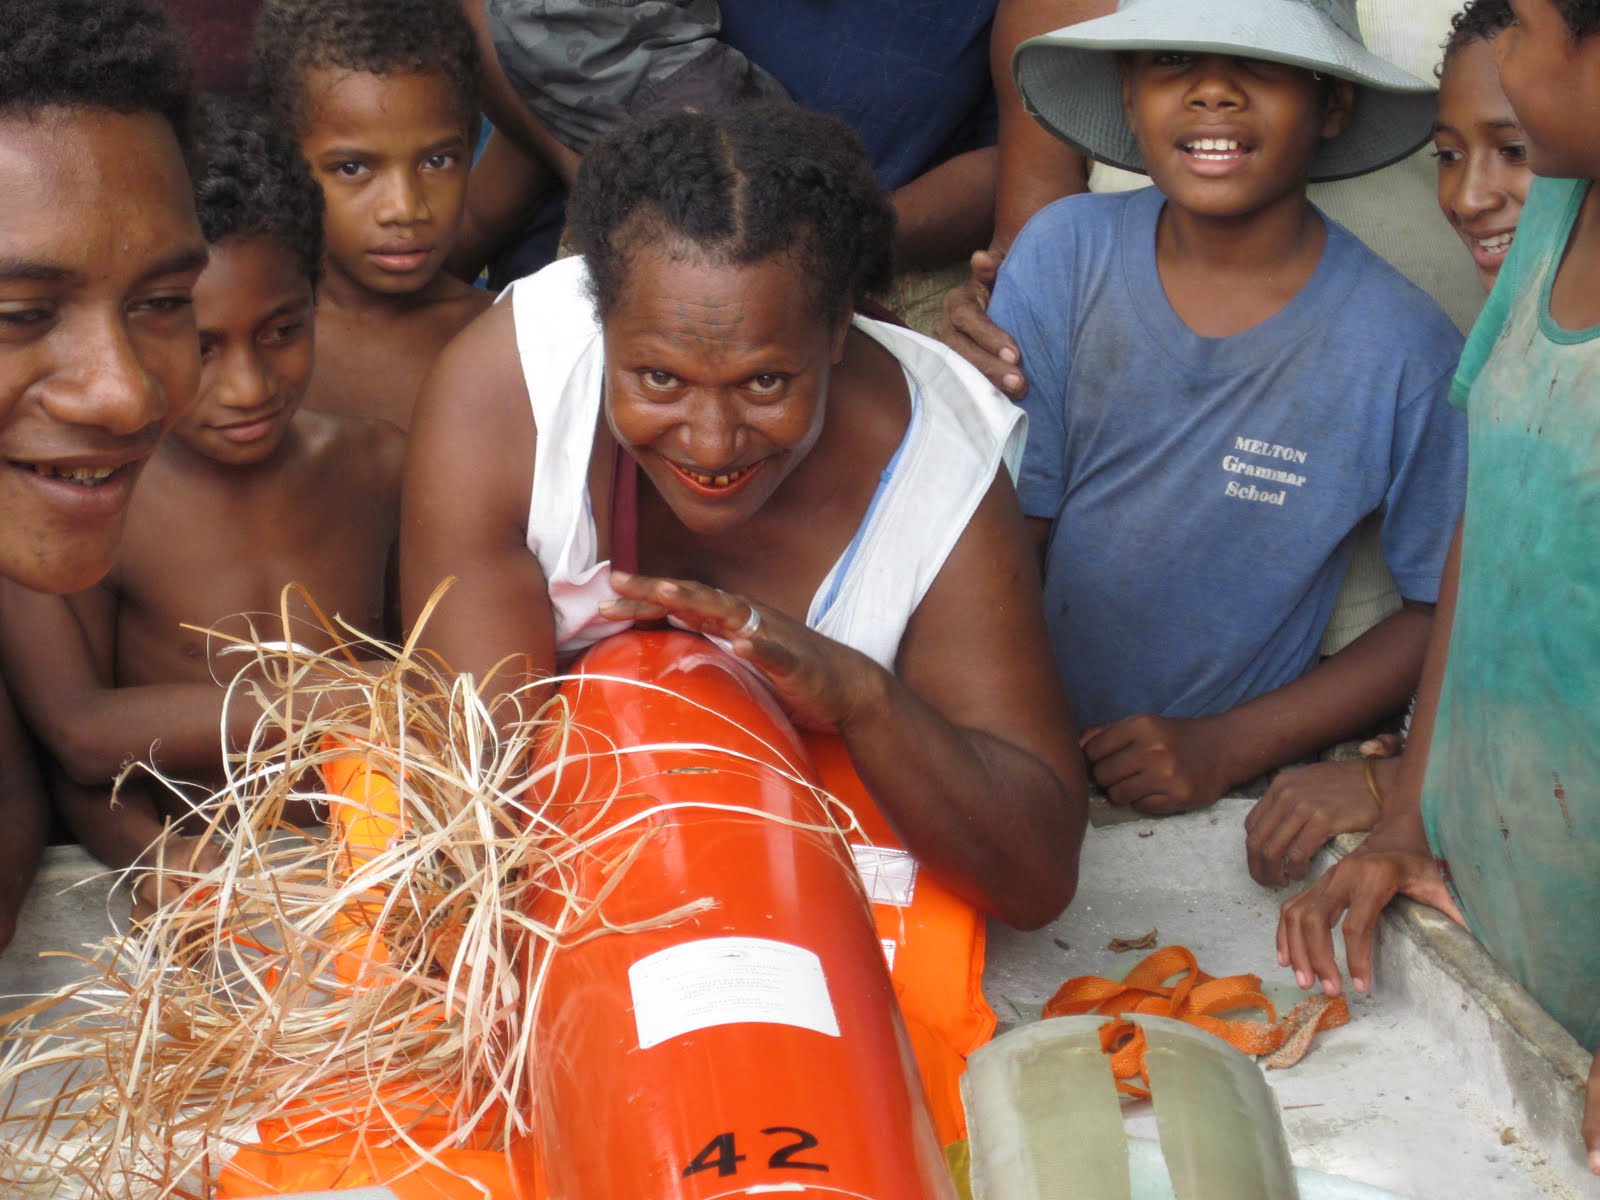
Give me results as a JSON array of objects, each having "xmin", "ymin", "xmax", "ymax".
[
  {"xmin": 0, "ymin": 0, "xmax": 195, "ymax": 154},
  {"xmin": 1443, "ymin": 0, "xmax": 1514, "ymax": 64},
  {"xmin": 568, "ymin": 104, "xmax": 896, "ymax": 327},
  {"xmin": 250, "ymin": 0, "xmax": 480, "ymax": 137},
  {"xmin": 193, "ymin": 98, "xmax": 325, "ymax": 286}
]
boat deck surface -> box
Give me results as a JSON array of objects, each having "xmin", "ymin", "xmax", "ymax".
[{"xmin": 1, "ymin": 797, "xmax": 1592, "ymax": 1198}]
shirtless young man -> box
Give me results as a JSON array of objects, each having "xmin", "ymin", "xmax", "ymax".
[
  {"xmin": 249, "ymin": 0, "xmax": 492, "ymax": 430},
  {"xmin": 0, "ymin": 102, "xmax": 402, "ymax": 897},
  {"xmin": 0, "ymin": 0, "xmax": 213, "ymax": 948}
]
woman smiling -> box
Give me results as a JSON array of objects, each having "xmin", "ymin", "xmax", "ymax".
[{"xmin": 401, "ymin": 105, "xmax": 1086, "ymax": 930}]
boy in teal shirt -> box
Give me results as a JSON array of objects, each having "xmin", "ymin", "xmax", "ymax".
[{"xmin": 1280, "ymin": 0, "xmax": 1600, "ymax": 1173}]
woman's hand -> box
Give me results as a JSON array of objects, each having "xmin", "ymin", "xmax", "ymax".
[{"xmin": 601, "ymin": 570, "xmax": 883, "ymax": 731}]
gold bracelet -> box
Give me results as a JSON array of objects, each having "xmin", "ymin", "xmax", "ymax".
[{"xmin": 1362, "ymin": 757, "xmax": 1386, "ymax": 809}]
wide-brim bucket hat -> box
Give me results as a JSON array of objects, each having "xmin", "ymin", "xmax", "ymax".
[{"xmin": 1013, "ymin": 0, "xmax": 1437, "ymax": 183}]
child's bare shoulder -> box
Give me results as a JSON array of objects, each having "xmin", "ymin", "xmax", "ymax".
[
  {"xmin": 294, "ymin": 409, "xmax": 406, "ymax": 495},
  {"xmin": 426, "ymin": 273, "xmax": 493, "ymax": 335}
]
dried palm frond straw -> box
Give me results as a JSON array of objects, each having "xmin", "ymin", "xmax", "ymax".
[{"xmin": 0, "ymin": 586, "xmax": 856, "ymax": 1199}]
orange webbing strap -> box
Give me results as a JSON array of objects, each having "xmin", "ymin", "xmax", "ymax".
[{"xmin": 1042, "ymin": 945, "xmax": 1349, "ymax": 1098}]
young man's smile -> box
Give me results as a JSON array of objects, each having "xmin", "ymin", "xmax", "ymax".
[{"xmin": 0, "ymin": 108, "xmax": 205, "ymax": 593}]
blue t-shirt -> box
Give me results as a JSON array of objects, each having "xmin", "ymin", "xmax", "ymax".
[
  {"xmin": 991, "ymin": 188, "xmax": 1467, "ymax": 727},
  {"xmin": 1422, "ymin": 176, "xmax": 1600, "ymax": 1052},
  {"xmin": 719, "ymin": 1, "xmax": 997, "ymax": 190}
]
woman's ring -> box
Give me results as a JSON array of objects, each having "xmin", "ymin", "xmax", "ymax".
[{"xmin": 734, "ymin": 607, "xmax": 762, "ymax": 638}]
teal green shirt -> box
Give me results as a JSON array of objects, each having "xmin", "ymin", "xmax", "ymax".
[{"xmin": 1424, "ymin": 175, "xmax": 1600, "ymax": 1051}]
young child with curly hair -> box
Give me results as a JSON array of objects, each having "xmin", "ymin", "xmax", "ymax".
[{"xmin": 250, "ymin": 0, "xmax": 491, "ymax": 428}]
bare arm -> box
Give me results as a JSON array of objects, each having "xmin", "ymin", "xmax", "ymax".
[
  {"xmin": 874, "ymin": 470, "xmax": 1087, "ymax": 926},
  {"xmin": 447, "ymin": 130, "xmax": 558, "ymax": 282},
  {"xmin": 459, "ymin": 0, "xmax": 580, "ymax": 186},
  {"xmin": 0, "ymin": 582, "xmax": 262, "ymax": 786},
  {"xmin": 1084, "ymin": 602, "xmax": 1434, "ymax": 814},
  {"xmin": 0, "ymin": 677, "xmax": 46, "ymax": 953},
  {"xmin": 991, "ymin": 0, "xmax": 1109, "ymax": 250},
  {"xmin": 51, "ymin": 768, "xmax": 163, "ymax": 872},
  {"xmin": 401, "ymin": 300, "xmax": 556, "ymax": 698},
  {"xmin": 937, "ymin": 0, "xmax": 1112, "ymax": 396},
  {"xmin": 889, "ymin": 147, "xmax": 998, "ymax": 272},
  {"xmin": 1278, "ymin": 520, "xmax": 1465, "ymax": 994},
  {"xmin": 1215, "ymin": 602, "xmax": 1432, "ymax": 785}
]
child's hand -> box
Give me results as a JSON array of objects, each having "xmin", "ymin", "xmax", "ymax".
[
  {"xmin": 1080, "ymin": 713, "xmax": 1231, "ymax": 814},
  {"xmin": 1245, "ymin": 757, "xmax": 1391, "ymax": 887},
  {"xmin": 1583, "ymin": 1049, "xmax": 1600, "ymax": 1175},
  {"xmin": 935, "ymin": 249, "xmax": 1028, "ymax": 401},
  {"xmin": 131, "ymin": 833, "xmax": 226, "ymax": 924},
  {"xmin": 1275, "ymin": 827, "xmax": 1461, "ymax": 996},
  {"xmin": 602, "ymin": 571, "xmax": 882, "ymax": 732}
]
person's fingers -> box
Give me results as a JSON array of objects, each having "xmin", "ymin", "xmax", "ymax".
[
  {"xmin": 1089, "ymin": 742, "xmax": 1149, "ymax": 800},
  {"xmin": 1276, "ymin": 897, "xmax": 1294, "ymax": 968},
  {"xmin": 969, "ymin": 248, "xmax": 1004, "ymax": 288},
  {"xmin": 1582, "ymin": 1050, "xmax": 1600, "ymax": 1175},
  {"xmin": 1339, "ymin": 879, "xmax": 1389, "ymax": 995},
  {"xmin": 1247, "ymin": 803, "xmax": 1300, "ymax": 888},
  {"xmin": 1359, "ymin": 733, "xmax": 1403, "ymax": 758},
  {"xmin": 1248, "ymin": 833, "xmax": 1289, "ymax": 888},
  {"xmin": 130, "ymin": 871, "xmax": 185, "ymax": 924},
  {"xmin": 1401, "ymin": 856, "xmax": 1465, "ymax": 926},
  {"xmin": 946, "ymin": 316, "xmax": 1024, "ymax": 387},
  {"xmin": 1243, "ymin": 788, "xmax": 1273, "ymax": 835},
  {"xmin": 1281, "ymin": 879, "xmax": 1346, "ymax": 994},
  {"xmin": 945, "ymin": 305, "xmax": 1025, "ymax": 393},
  {"xmin": 934, "ymin": 324, "xmax": 1023, "ymax": 398},
  {"xmin": 598, "ymin": 596, "xmax": 671, "ymax": 622},
  {"xmin": 1080, "ymin": 718, "xmax": 1135, "ymax": 759},
  {"xmin": 1104, "ymin": 772, "xmax": 1164, "ymax": 810},
  {"xmin": 608, "ymin": 571, "xmax": 754, "ymax": 631},
  {"xmin": 1130, "ymin": 788, "xmax": 1200, "ymax": 816},
  {"xmin": 1281, "ymin": 815, "xmax": 1333, "ymax": 883}
]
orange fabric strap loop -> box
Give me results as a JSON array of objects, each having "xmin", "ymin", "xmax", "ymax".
[{"xmin": 1043, "ymin": 944, "xmax": 1349, "ymax": 1098}]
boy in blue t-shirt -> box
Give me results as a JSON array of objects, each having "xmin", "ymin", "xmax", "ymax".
[{"xmin": 989, "ymin": 0, "xmax": 1468, "ymax": 814}]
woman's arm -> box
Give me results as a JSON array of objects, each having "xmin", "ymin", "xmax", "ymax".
[
  {"xmin": 604, "ymin": 470, "xmax": 1089, "ymax": 930},
  {"xmin": 400, "ymin": 300, "xmax": 556, "ymax": 698},
  {"xmin": 866, "ymin": 469, "xmax": 1088, "ymax": 926}
]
